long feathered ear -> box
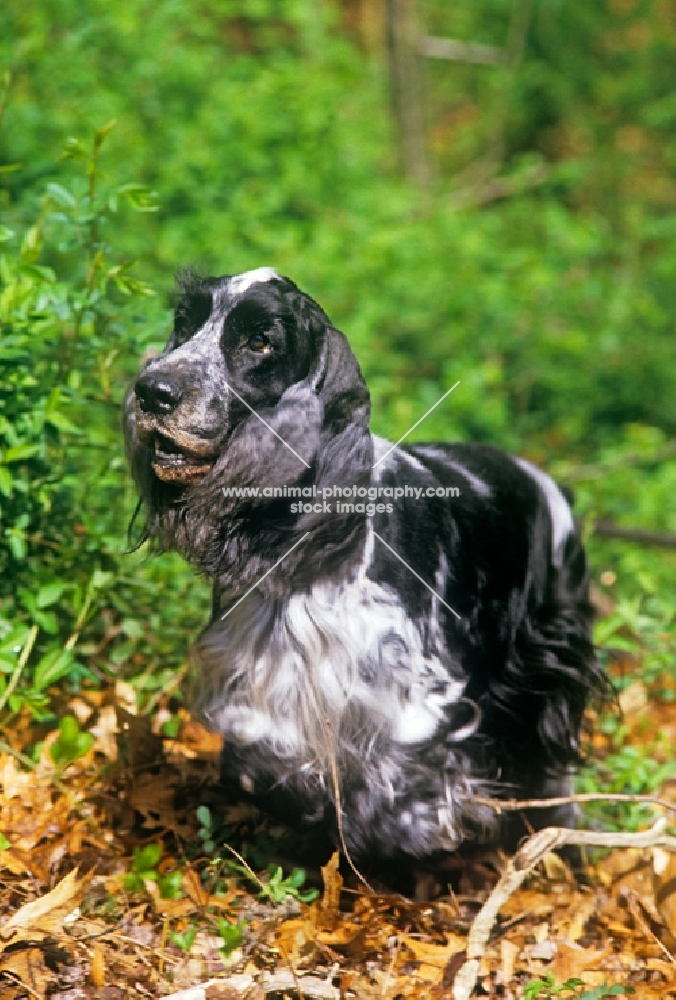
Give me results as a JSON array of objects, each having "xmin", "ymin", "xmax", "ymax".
[{"xmin": 306, "ymin": 319, "xmax": 373, "ymax": 491}]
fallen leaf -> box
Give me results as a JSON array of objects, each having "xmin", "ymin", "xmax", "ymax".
[
  {"xmin": 318, "ymin": 851, "xmax": 342, "ymax": 930},
  {"xmin": 402, "ymin": 933, "xmax": 466, "ymax": 983},
  {"xmin": 500, "ymin": 937, "xmax": 519, "ymax": 984},
  {"xmin": 0, "ymin": 946, "xmax": 54, "ymax": 995},
  {"xmin": 547, "ymin": 940, "xmax": 611, "ymax": 983},
  {"xmin": 90, "ymin": 943, "xmax": 106, "ymax": 987},
  {"xmin": 0, "ymin": 868, "xmax": 89, "ymax": 948},
  {"xmin": 653, "ymin": 846, "xmax": 676, "ymax": 944}
]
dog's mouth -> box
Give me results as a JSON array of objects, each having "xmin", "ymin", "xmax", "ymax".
[{"xmin": 151, "ymin": 433, "xmax": 215, "ymax": 483}]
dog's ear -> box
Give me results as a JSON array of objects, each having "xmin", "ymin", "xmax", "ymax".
[{"xmin": 306, "ymin": 320, "xmax": 372, "ymax": 489}]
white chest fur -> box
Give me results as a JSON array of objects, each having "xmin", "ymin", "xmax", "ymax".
[{"xmin": 192, "ymin": 569, "xmax": 468, "ymax": 773}]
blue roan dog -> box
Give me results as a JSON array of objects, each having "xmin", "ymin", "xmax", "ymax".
[{"xmin": 124, "ymin": 267, "xmax": 605, "ymax": 862}]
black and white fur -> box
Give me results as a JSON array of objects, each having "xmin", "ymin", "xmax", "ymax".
[{"xmin": 124, "ymin": 267, "xmax": 604, "ymax": 861}]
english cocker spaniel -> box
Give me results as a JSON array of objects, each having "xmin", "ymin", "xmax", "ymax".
[{"xmin": 124, "ymin": 267, "xmax": 605, "ymax": 861}]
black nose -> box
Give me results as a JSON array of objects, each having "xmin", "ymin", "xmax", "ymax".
[{"xmin": 135, "ymin": 371, "xmax": 183, "ymax": 415}]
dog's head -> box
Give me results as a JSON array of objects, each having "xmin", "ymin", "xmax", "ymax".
[{"xmin": 124, "ymin": 268, "xmax": 372, "ymax": 583}]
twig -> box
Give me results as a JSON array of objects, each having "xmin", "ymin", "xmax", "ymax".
[
  {"xmin": 419, "ymin": 36, "xmax": 506, "ymax": 65},
  {"xmin": 381, "ymin": 929, "xmax": 406, "ymax": 997},
  {"xmin": 561, "ymin": 439, "xmax": 676, "ymax": 483},
  {"xmin": 1, "ymin": 971, "xmax": 42, "ymax": 999},
  {"xmin": 160, "ymin": 971, "xmax": 339, "ymax": 1000},
  {"xmin": 592, "ymin": 519, "xmax": 676, "ymax": 550},
  {"xmin": 0, "ymin": 624, "xmax": 39, "ymax": 713},
  {"xmin": 324, "ymin": 718, "xmax": 374, "ymax": 894},
  {"xmin": 219, "ymin": 843, "xmax": 266, "ymax": 895},
  {"xmin": 624, "ymin": 888, "xmax": 675, "ymax": 964},
  {"xmin": 467, "ymin": 791, "xmax": 676, "ymax": 815},
  {"xmin": 0, "ymin": 740, "xmax": 38, "ymax": 770},
  {"xmin": 447, "ymin": 0, "xmax": 535, "ymax": 206},
  {"xmin": 452, "ymin": 818, "xmax": 676, "ymax": 1000},
  {"xmin": 449, "ymin": 160, "xmax": 549, "ymax": 209}
]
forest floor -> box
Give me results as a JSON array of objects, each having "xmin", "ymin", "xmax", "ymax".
[{"xmin": 1, "ymin": 653, "xmax": 676, "ymax": 1000}]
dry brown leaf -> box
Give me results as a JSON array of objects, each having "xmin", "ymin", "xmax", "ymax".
[
  {"xmin": 89, "ymin": 703, "xmax": 119, "ymax": 760},
  {"xmin": 541, "ymin": 851, "xmax": 574, "ymax": 883},
  {"xmin": 318, "ymin": 851, "xmax": 342, "ymax": 931},
  {"xmin": 559, "ymin": 891, "xmax": 598, "ymax": 942},
  {"xmin": 116, "ymin": 706, "xmax": 164, "ymax": 770},
  {"xmin": 547, "ymin": 940, "xmax": 611, "ymax": 983},
  {"xmin": 0, "ymin": 868, "xmax": 88, "ymax": 948},
  {"xmin": 500, "ymin": 937, "xmax": 519, "ymax": 983},
  {"xmin": 0, "ymin": 946, "xmax": 54, "ymax": 995},
  {"xmin": 402, "ymin": 933, "xmax": 466, "ymax": 984},
  {"xmin": 653, "ymin": 846, "xmax": 676, "ymax": 941},
  {"xmin": 90, "ymin": 943, "xmax": 106, "ymax": 987},
  {"xmin": 645, "ymin": 957, "xmax": 676, "ymax": 980},
  {"xmin": 0, "ymin": 849, "xmax": 31, "ymax": 877},
  {"xmin": 618, "ymin": 679, "xmax": 648, "ymax": 715}
]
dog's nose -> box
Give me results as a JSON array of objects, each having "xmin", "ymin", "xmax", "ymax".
[{"xmin": 135, "ymin": 372, "xmax": 183, "ymax": 415}]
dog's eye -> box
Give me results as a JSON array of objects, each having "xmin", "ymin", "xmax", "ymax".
[{"xmin": 247, "ymin": 333, "xmax": 272, "ymax": 354}]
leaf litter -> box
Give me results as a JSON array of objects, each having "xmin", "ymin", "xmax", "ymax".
[{"xmin": 1, "ymin": 666, "xmax": 676, "ymax": 999}]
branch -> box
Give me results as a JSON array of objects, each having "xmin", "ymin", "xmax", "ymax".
[
  {"xmin": 592, "ymin": 519, "xmax": 676, "ymax": 550},
  {"xmin": 468, "ymin": 791, "xmax": 676, "ymax": 815},
  {"xmin": 418, "ymin": 36, "xmax": 506, "ymax": 65},
  {"xmin": 449, "ymin": 160, "xmax": 549, "ymax": 209},
  {"xmin": 162, "ymin": 970, "xmax": 339, "ymax": 1000},
  {"xmin": 325, "ymin": 718, "xmax": 374, "ymax": 894},
  {"xmin": 560, "ymin": 439, "xmax": 676, "ymax": 483},
  {"xmin": 453, "ymin": 819, "xmax": 676, "ymax": 1000}
]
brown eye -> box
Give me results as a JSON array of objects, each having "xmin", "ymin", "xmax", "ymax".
[{"xmin": 248, "ymin": 333, "xmax": 272, "ymax": 354}]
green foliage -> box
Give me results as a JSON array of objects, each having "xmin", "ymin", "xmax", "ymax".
[
  {"xmin": 595, "ymin": 592, "xmax": 676, "ymax": 695},
  {"xmin": 524, "ymin": 973, "xmax": 633, "ymax": 999},
  {"xmin": 196, "ymin": 804, "xmax": 219, "ymax": 855},
  {"xmin": 49, "ymin": 714, "xmax": 94, "ymax": 771},
  {"xmin": 0, "ymin": 2, "xmax": 674, "ymax": 771},
  {"xmin": 212, "ymin": 916, "xmax": 245, "ymax": 958},
  {"xmin": 259, "ymin": 865, "xmax": 319, "ymax": 905},
  {"xmin": 123, "ymin": 842, "xmax": 184, "ymax": 899},
  {"xmin": 169, "ymin": 924, "xmax": 198, "ymax": 954},
  {"xmin": 0, "ymin": 122, "xmax": 208, "ymax": 721},
  {"xmin": 196, "ymin": 806, "xmax": 318, "ymax": 904}
]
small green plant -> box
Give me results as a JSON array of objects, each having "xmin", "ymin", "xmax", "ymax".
[
  {"xmin": 169, "ymin": 924, "xmax": 198, "ymax": 954},
  {"xmin": 196, "ymin": 804, "xmax": 219, "ymax": 854},
  {"xmin": 49, "ymin": 714, "xmax": 94, "ymax": 771},
  {"xmin": 123, "ymin": 843, "xmax": 183, "ymax": 899},
  {"xmin": 524, "ymin": 973, "xmax": 634, "ymax": 999},
  {"xmin": 195, "ymin": 806, "xmax": 318, "ymax": 904},
  {"xmin": 0, "ymin": 118, "xmax": 160, "ymax": 723},
  {"xmin": 213, "ymin": 916, "xmax": 245, "ymax": 957},
  {"xmin": 259, "ymin": 864, "xmax": 319, "ymax": 905}
]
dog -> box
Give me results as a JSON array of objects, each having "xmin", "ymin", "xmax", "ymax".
[{"xmin": 124, "ymin": 267, "xmax": 605, "ymax": 862}]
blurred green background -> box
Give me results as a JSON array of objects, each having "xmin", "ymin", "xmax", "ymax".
[{"xmin": 0, "ymin": 0, "xmax": 674, "ymax": 721}]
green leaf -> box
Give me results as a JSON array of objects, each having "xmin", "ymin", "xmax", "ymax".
[
  {"xmin": 33, "ymin": 648, "xmax": 74, "ymax": 690},
  {"xmin": 196, "ymin": 805, "xmax": 213, "ymax": 831},
  {"xmin": 214, "ymin": 917, "xmax": 244, "ymax": 956},
  {"xmin": 36, "ymin": 582, "xmax": 67, "ymax": 608},
  {"xmin": 45, "ymin": 411, "xmax": 82, "ymax": 434},
  {"xmin": 131, "ymin": 843, "xmax": 162, "ymax": 873},
  {"xmin": 158, "ymin": 870, "xmax": 183, "ymax": 899},
  {"xmin": 2, "ymin": 444, "xmax": 40, "ymax": 463},
  {"xmin": 0, "ymin": 832, "xmax": 11, "ymax": 850},
  {"xmin": 170, "ymin": 925, "xmax": 198, "ymax": 952},
  {"xmin": 49, "ymin": 715, "xmax": 94, "ymax": 768},
  {"xmin": 46, "ymin": 183, "xmax": 77, "ymax": 208}
]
